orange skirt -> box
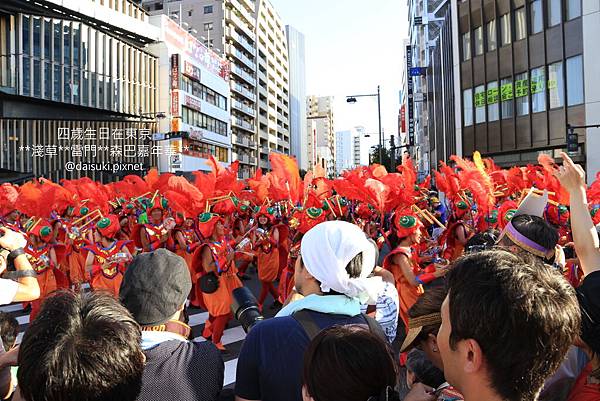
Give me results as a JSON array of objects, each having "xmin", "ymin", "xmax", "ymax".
[
  {"xmin": 202, "ymin": 270, "xmax": 242, "ymax": 316},
  {"xmin": 176, "ymin": 249, "xmax": 195, "ymax": 277},
  {"xmin": 91, "ymin": 273, "xmax": 123, "ymax": 298},
  {"xmin": 67, "ymin": 251, "xmax": 88, "ymax": 284},
  {"xmin": 257, "ymin": 249, "xmax": 279, "ymax": 282},
  {"xmin": 397, "ymin": 279, "xmax": 422, "ymax": 330}
]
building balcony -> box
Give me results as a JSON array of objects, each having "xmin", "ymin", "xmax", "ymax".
[
  {"xmin": 232, "ymin": 117, "xmax": 256, "ymax": 133},
  {"xmin": 228, "ymin": 0, "xmax": 255, "ymax": 28},
  {"xmin": 232, "ymin": 100, "xmax": 256, "ymax": 117},
  {"xmin": 259, "ymin": 159, "xmax": 271, "ymax": 170},
  {"xmin": 234, "ymin": 135, "xmax": 256, "ymax": 149},
  {"xmin": 261, "ymin": 146, "xmax": 270, "ymax": 154},
  {"xmin": 249, "ymin": 156, "xmax": 257, "ymax": 165},
  {"xmin": 224, "ymin": 10, "xmax": 255, "ymax": 44},
  {"xmin": 238, "ymin": 154, "xmax": 250, "ymax": 164},
  {"xmin": 225, "ymin": 27, "xmax": 256, "ymax": 56},
  {"xmin": 231, "ymin": 81, "xmax": 256, "ymax": 102},
  {"xmin": 227, "ymin": 44, "xmax": 256, "ymax": 71},
  {"xmin": 231, "ymin": 64, "xmax": 256, "ymax": 86}
]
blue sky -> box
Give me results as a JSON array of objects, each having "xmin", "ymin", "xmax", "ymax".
[{"xmin": 271, "ymin": 0, "xmax": 408, "ymax": 144}]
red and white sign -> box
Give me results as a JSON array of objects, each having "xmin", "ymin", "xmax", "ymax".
[
  {"xmin": 188, "ymin": 128, "xmax": 204, "ymax": 141},
  {"xmin": 184, "ymin": 95, "xmax": 202, "ymax": 112},
  {"xmin": 184, "ymin": 61, "xmax": 201, "ymax": 81},
  {"xmin": 163, "ymin": 16, "xmax": 230, "ymax": 82},
  {"xmin": 171, "ymin": 54, "xmax": 179, "ymax": 90},
  {"xmin": 171, "ymin": 91, "xmax": 179, "ymax": 116},
  {"xmin": 400, "ymin": 105, "xmax": 406, "ymax": 133}
]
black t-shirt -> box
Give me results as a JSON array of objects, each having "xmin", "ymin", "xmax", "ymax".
[
  {"xmin": 138, "ymin": 340, "xmax": 224, "ymax": 401},
  {"xmin": 235, "ymin": 311, "xmax": 367, "ymax": 401}
]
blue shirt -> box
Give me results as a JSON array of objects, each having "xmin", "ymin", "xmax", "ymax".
[{"xmin": 235, "ymin": 310, "xmax": 367, "ymax": 401}]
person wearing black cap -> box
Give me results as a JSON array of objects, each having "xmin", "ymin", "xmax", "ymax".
[{"xmin": 119, "ymin": 249, "xmax": 224, "ymax": 401}]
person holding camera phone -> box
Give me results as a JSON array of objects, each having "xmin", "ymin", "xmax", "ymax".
[{"xmin": 0, "ymin": 227, "xmax": 39, "ymax": 400}]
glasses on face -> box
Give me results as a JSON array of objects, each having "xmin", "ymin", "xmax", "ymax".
[{"xmin": 290, "ymin": 246, "xmax": 301, "ymax": 259}]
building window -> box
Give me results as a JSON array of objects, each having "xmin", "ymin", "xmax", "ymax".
[
  {"xmin": 531, "ymin": 67, "xmax": 546, "ymax": 113},
  {"xmin": 463, "ymin": 89, "xmax": 473, "ymax": 126},
  {"xmin": 548, "ymin": 0, "xmax": 562, "ymax": 27},
  {"xmin": 182, "ymin": 106, "xmax": 228, "ymax": 136},
  {"xmin": 548, "ymin": 62, "xmax": 564, "ymax": 108},
  {"xmin": 567, "ymin": 0, "xmax": 581, "ymax": 20},
  {"xmin": 462, "ymin": 31, "xmax": 471, "ymax": 61},
  {"xmin": 500, "ymin": 13, "xmax": 511, "ymax": 46},
  {"xmin": 22, "ymin": 57, "xmax": 31, "ymax": 95},
  {"xmin": 515, "ymin": 7, "xmax": 527, "ymax": 40},
  {"xmin": 204, "ymin": 5, "xmax": 213, "ymax": 14},
  {"xmin": 487, "ymin": 20, "xmax": 497, "ymax": 51},
  {"xmin": 566, "ymin": 55, "xmax": 584, "ymax": 106},
  {"xmin": 515, "ymin": 72, "xmax": 529, "ymax": 116},
  {"xmin": 474, "ymin": 26, "xmax": 484, "ymax": 56},
  {"xmin": 22, "ymin": 15, "xmax": 30, "ymax": 55},
  {"xmin": 487, "ymin": 82, "xmax": 500, "ymax": 121},
  {"xmin": 530, "ymin": 0, "xmax": 544, "ymax": 34},
  {"xmin": 500, "ymin": 78, "xmax": 514, "ymax": 119},
  {"xmin": 474, "ymin": 85, "xmax": 486, "ymax": 123},
  {"xmin": 204, "ymin": 22, "xmax": 213, "ymax": 31}
]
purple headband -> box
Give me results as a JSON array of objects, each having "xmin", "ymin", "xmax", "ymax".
[{"xmin": 504, "ymin": 221, "xmax": 553, "ymax": 259}]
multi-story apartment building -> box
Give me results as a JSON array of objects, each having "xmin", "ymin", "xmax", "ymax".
[
  {"xmin": 148, "ymin": 15, "xmax": 231, "ymax": 177},
  {"xmin": 143, "ymin": 0, "xmax": 258, "ymax": 178},
  {"xmin": 456, "ymin": 0, "xmax": 599, "ymax": 178},
  {"xmin": 0, "ymin": 0, "xmax": 160, "ymax": 182},
  {"xmin": 254, "ymin": 0, "xmax": 290, "ymax": 172},
  {"xmin": 285, "ymin": 25, "xmax": 307, "ymax": 171},
  {"xmin": 307, "ymin": 95, "xmax": 335, "ymax": 177}
]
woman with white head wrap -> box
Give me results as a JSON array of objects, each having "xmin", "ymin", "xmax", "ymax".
[{"xmin": 277, "ymin": 221, "xmax": 385, "ymax": 318}]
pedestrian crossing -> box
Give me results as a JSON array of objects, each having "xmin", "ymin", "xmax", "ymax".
[{"xmin": 0, "ymin": 301, "xmax": 249, "ymax": 388}]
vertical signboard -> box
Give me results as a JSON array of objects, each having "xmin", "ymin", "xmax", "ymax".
[
  {"xmin": 406, "ymin": 45, "xmax": 414, "ymax": 146},
  {"xmin": 400, "ymin": 105, "xmax": 406, "ymax": 133},
  {"xmin": 171, "ymin": 54, "xmax": 179, "ymax": 90}
]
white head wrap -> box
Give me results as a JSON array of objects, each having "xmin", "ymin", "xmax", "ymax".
[{"xmin": 300, "ymin": 221, "xmax": 384, "ymax": 304}]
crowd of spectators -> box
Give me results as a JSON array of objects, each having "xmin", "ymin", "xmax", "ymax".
[{"xmin": 0, "ymin": 152, "xmax": 598, "ymax": 401}]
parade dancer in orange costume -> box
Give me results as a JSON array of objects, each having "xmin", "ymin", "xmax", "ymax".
[
  {"xmin": 384, "ymin": 211, "xmax": 448, "ymax": 330},
  {"xmin": 173, "ymin": 212, "xmax": 200, "ymax": 273},
  {"xmin": 134, "ymin": 197, "xmax": 175, "ymax": 252},
  {"xmin": 441, "ymin": 201, "xmax": 472, "ymax": 262},
  {"xmin": 83, "ymin": 215, "xmax": 133, "ymax": 297},
  {"xmin": 193, "ymin": 213, "xmax": 242, "ymax": 352},
  {"xmin": 25, "ymin": 221, "xmax": 68, "ymax": 320},
  {"xmin": 253, "ymin": 206, "xmax": 281, "ymax": 310}
]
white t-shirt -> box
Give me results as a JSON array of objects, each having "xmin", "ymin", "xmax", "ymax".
[{"xmin": 0, "ymin": 279, "xmax": 18, "ymax": 305}]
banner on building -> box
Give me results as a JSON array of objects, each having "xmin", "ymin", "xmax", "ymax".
[
  {"xmin": 163, "ymin": 16, "xmax": 231, "ymax": 82},
  {"xmin": 183, "ymin": 61, "xmax": 201, "ymax": 82},
  {"xmin": 171, "ymin": 90, "xmax": 179, "ymax": 116},
  {"xmin": 400, "ymin": 105, "xmax": 406, "ymax": 133},
  {"xmin": 184, "ymin": 95, "xmax": 202, "ymax": 112},
  {"xmin": 171, "ymin": 54, "xmax": 179, "ymax": 90},
  {"xmin": 406, "ymin": 45, "xmax": 414, "ymax": 146}
]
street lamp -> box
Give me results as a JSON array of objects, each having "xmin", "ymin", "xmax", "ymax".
[{"xmin": 346, "ymin": 85, "xmax": 383, "ymax": 165}]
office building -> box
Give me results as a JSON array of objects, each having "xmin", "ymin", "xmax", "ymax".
[
  {"xmin": 403, "ymin": 0, "xmax": 458, "ymax": 178},
  {"xmin": 255, "ymin": 0, "xmax": 291, "ymax": 171},
  {"xmin": 456, "ymin": 0, "xmax": 598, "ymax": 178},
  {"xmin": 143, "ymin": 0, "xmax": 258, "ymax": 178},
  {"xmin": 335, "ymin": 130, "xmax": 353, "ymax": 175},
  {"xmin": 0, "ymin": 0, "xmax": 160, "ymax": 182},
  {"xmin": 307, "ymin": 95, "xmax": 335, "ymax": 176},
  {"xmin": 286, "ymin": 25, "xmax": 307, "ymax": 171},
  {"xmin": 148, "ymin": 15, "xmax": 231, "ymax": 176}
]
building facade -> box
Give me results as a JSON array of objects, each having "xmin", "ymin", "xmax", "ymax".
[
  {"xmin": 0, "ymin": 0, "xmax": 160, "ymax": 182},
  {"xmin": 148, "ymin": 15, "xmax": 231, "ymax": 176},
  {"xmin": 255, "ymin": 0, "xmax": 291, "ymax": 171},
  {"xmin": 285, "ymin": 25, "xmax": 307, "ymax": 171},
  {"xmin": 307, "ymin": 95, "xmax": 335, "ymax": 177},
  {"xmin": 143, "ymin": 0, "xmax": 258, "ymax": 178},
  {"xmin": 335, "ymin": 130, "xmax": 353, "ymax": 175},
  {"xmin": 143, "ymin": 0, "xmax": 292, "ymax": 177},
  {"xmin": 456, "ymin": 0, "xmax": 593, "ymax": 173}
]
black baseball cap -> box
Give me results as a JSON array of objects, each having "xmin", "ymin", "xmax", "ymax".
[{"xmin": 119, "ymin": 249, "xmax": 192, "ymax": 326}]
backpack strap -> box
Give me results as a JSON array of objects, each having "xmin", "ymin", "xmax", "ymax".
[
  {"xmin": 292, "ymin": 309, "xmax": 387, "ymax": 342},
  {"xmin": 292, "ymin": 309, "xmax": 323, "ymax": 341}
]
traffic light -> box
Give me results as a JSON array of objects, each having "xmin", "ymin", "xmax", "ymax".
[{"xmin": 566, "ymin": 126, "xmax": 578, "ymax": 155}]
